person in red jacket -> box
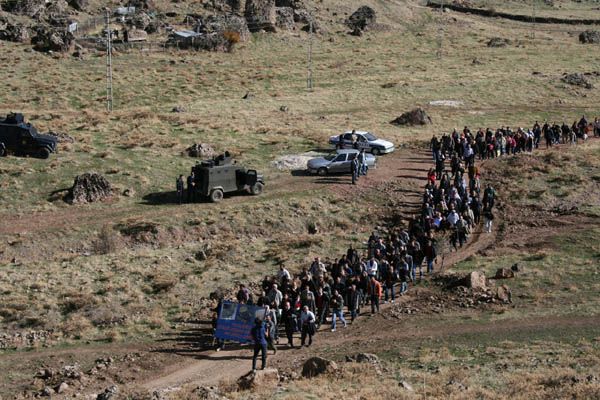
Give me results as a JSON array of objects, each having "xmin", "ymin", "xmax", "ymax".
[{"xmin": 367, "ymin": 276, "xmax": 382, "ymax": 314}]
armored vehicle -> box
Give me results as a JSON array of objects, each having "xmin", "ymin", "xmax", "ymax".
[
  {"xmin": 191, "ymin": 152, "xmax": 264, "ymax": 202},
  {"xmin": 0, "ymin": 113, "xmax": 57, "ymax": 158}
]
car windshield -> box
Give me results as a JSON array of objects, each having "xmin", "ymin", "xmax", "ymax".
[
  {"xmin": 364, "ymin": 132, "xmax": 377, "ymax": 141},
  {"xmin": 324, "ymin": 154, "xmax": 337, "ymax": 161}
]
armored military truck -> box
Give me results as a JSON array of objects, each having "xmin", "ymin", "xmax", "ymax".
[
  {"xmin": 0, "ymin": 113, "xmax": 57, "ymax": 158},
  {"xmin": 191, "ymin": 152, "xmax": 264, "ymax": 202}
]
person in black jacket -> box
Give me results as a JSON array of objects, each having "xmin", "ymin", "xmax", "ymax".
[
  {"xmin": 250, "ymin": 318, "xmax": 267, "ymax": 371},
  {"xmin": 281, "ymin": 301, "xmax": 297, "ymax": 348}
]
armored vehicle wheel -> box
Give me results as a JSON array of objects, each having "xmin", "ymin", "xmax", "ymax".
[
  {"xmin": 317, "ymin": 167, "xmax": 327, "ymax": 176},
  {"xmin": 38, "ymin": 148, "xmax": 50, "ymax": 159},
  {"xmin": 210, "ymin": 188, "xmax": 224, "ymax": 202},
  {"xmin": 372, "ymin": 148, "xmax": 381, "ymax": 156},
  {"xmin": 250, "ymin": 182, "xmax": 264, "ymax": 195},
  {"xmin": 0, "ymin": 144, "xmax": 6, "ymax": 157}
]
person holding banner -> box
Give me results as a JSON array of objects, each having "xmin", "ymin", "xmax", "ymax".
[{"xmin": 251, "ymin": 318, "xmax": 268, "ymax": 371}]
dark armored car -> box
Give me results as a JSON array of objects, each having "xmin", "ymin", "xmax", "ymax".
[{"xmin": 0, "ymin": 113, "xmax": 57, "ymax": 158}]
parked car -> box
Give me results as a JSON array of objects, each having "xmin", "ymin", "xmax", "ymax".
[
  {"xmin": 328, "ymin": 130, "xmax": 395, "ymax": 155},
  {"xmin": 307, "ymin": 149, "xmax": 376, "ymax": 176},
  {"xmin": 0, "ymin": 113, "xmax": 57, "ymax": 158}
]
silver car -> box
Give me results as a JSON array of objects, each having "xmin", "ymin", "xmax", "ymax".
[
  {"xmin": 329, "ymin": 130, "xmax": 395, "ymax": 155},
  {"xmin": 307, "ymin": 149, "xmax": 376, "ymax": 176}
]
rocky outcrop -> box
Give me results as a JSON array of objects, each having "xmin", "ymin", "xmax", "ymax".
[
  {"xmin": 562, "ymin": 73, "xmax": 594, "ymax": 89},
  {"xmin": 390, "ymin": 107, "xmax": 432, "ymax": 126},
  {"xmin": 276, "ymin": 7, "xmax": 295, "ymax": 30},
  {"xmin": 31, "ymin": 25, "xmax": 73, "ymax": 52},
  {"xmin": 0, "ymin": 18, "xmax": 30, "ymax": 42},
  {"xmin": 346, "ymin": 5, "xmax": 376, "ymax": 35},
  {"xmin": 67, "ymin": 173, "xmax": 112, "ymax": 204},
  {"xmin": 245, "ymin": 0, "xmax": 276, "ymax": 32}
]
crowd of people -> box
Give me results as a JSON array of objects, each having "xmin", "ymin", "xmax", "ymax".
[{"xmin": 222, "ymin": 116, "xmax": 598, "ymax": 371}]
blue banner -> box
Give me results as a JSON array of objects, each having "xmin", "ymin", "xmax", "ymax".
[{"xmin": 214, "ymin": 301, "xmax": 266, "ymax": 343}]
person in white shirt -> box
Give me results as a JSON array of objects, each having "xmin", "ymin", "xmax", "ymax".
[
  {"xmin": 366, "ymin": 257, "xmax": 378, "ymax": 278},
  {"xmin": 447, "ymin": 209, "xmax": 459, "ymax": 227},
  {"xmin": 277, "ymin": 264, "xmax": 291, "ymax": 285},
  {"xmin": 300, "ymin": 306, "xmax": 316, "ymax": 347}
]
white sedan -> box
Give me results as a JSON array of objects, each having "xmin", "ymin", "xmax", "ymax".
[{"xmin": 328, "ymin": 130, "xmax": 395, "ymax": 155}]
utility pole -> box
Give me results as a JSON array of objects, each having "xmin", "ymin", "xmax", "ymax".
[
  {"xmin": 307, "ymin": 17, "xmax": 313, "ymax": 91},
  {"xmin": 531, "ymin": 0, "xmax": 536, "ymax": 40},
  {"xmin": 105, "ymin": 8, "xmax": 114, "ymax": 112},
  {"xmin": 437, "ymin": 0, "xmax": 444, "ymax": 59}
]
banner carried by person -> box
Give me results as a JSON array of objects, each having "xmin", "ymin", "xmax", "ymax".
[{"xmin": 214, "ymin": 301, "xmax": 266, "ymax": 343}]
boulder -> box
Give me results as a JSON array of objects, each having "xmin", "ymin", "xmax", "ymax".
[
  {"xmin": 55, "ymin": 382, "xmax": 69, "ymax": 394},
  {"xmin": 0, "ymin": 18, "xmax": 30, "ymax": 43},
  {"xmin": 67, "ymin": 172, "xmax": 112, "ymax": 204},
  {"xmin": 187, "ymin": 143, "xmax": 216, "ymax": 158},
  {"xmin": 276, "ymin": 7, "xmax": 295, "ymax": 30},
  {"xmin": 302, "ymin": 357, "xmax": 338, "ymax": 378},
  {"xmin": 494, "ymin": 268, "xmax": 514, "ymax": 279},
  {"xmin": 227, "ymin": 0, "xmax": 247, "ymax": 14},
  {"xmin": 579, "ymin": 30, "xmax": 600, "ymax": 44},
  {"xmin": 390, "ymin": 107, "xmax": 432, "ymax": 126},
  {"xmin": 561, "ymin": 73, "xmax": 593, "ymax": 89},
  {"xmin": 346, "ymin": 5, "xmax": 376, "ymax": 35},
  {"xmin": 466, "ymin": 271, "xmax": 486, "ymax": 290},
  {"xmin": 31, "ymin": 25, "xmax": 74, "ymax": 52},
  {"xmin": 275, "ymin": 0, "xmax": 303, "ymax": 8},
  {"xmin": 131, "ymin": 12, "xmax": 152, "ymax": 30},
  {"xmin": 399, "ymin": 381, "xmax": 414, "ymax": 391},
  {"xmin": 496, "ymin": 284, "xmax": 511, "ymax": 303},
  {"xmin": 237, "ymin": 368, "xmax": 279, "ymax": 390},
  {"xmin": 192, "ymin": 386, "xmax": 229, "ymax": 400},
  {"xmin": 245, "ymin": 0, "xmax": 276, "ymax": 32},
  {"xmin": 487, "ymin": 37, "xmax": 511, "ymax": 48},
  {"xmin": 511, "ymin": 263, "xmax": 521, "ymax": 273}
]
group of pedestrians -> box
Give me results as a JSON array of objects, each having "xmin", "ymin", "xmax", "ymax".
[{"xmin": 244, "ymin": 116, "xmax": 596, "ymax": 371}]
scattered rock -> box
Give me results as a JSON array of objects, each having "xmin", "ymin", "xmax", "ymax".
[
  {"xmin": 381, "ymin": 82, "xmax": 397, "ymax": 88},
  {"xmin": 466, "ymin": 271, "xmax": 487, "ymax": 289},
  {"xmin": 67, "ymin": 173, "xmax": 112, "ymax": 204},
  {"xmin": 346, "ymin": 353, "xmax": 380, "ymax": 364},
  {"xmin": 238, "ymin": 368, "xmax": 279, "ymax": 390},
  {"xmin": 279, "ymin": 105, "xmax": 289, "ymax": 112},
  {"xmin": 487, "ymin": 37, "xmax": 511, "ymax": 48},
  {"xmin": 96, "ymin": 385, "xmax": 118, "ymax": 400},
  {"xmin": 472, "ymin": 58, "xmax": 483, "ymax": 65},
  {"xmin": 275, "ymin": 7, "xmax": 295, "ymax": 30},
  {"xmin": 447, "ymin": 379, "xmax": 467, "ymax": 391},
  {"xmin": 302, "ymin": 357, "xmax": 338, "ymax": 378},
  {"xmin": 271, "ymin": 152, "xmax": 320, "ymax": 171},
  {"xmin": 579, "ymin": 30, "xmax": 600, "ymax": 44},
  {"xmin": 122, "ymin": 188, "xmax": 135, "ymax": 197},
  {"xmin": 390, "ymin": 107, "xmax": 432, "ymax": 126},
  {"xmin": 41, "ymin": 387, "xmax": 54, "ymax": 397},
  {"xmin": 187, "ymin": 143, "xmax": 215, "ymax": 158},
  {"xmin": 494, "ymin": 268, "xmax": 514, "ymax": 279},
  {"xmin": 562, "ymin": 73, "xmax": 593, "ymax": 89},
  {"xmin": 399, "ymin": 381, "xmax": 414, "ymax": 391},
  {"xmin": 496, "ymin": 284, "xmax": 512, "ymax": 303},
  {"xmin": 511, "ymin": 263, "xmax": 521, "ymax": 272},
  {"xmin": 245, "ymin": 0, "xmax": 277, "ymax": 32},
  {"xmin": 346, "ymin": 5, "xmax": 376, "ymax": 35},
  {"xmin": 242, "ymin": 91, "xmax": 254, "ymax": 99},
  {"xmin": 192, "ymin": 385, "xmax": 229, "ymax": 400},
  {"xmin": 55, "ymin": 382, "xmax": 69, "ymax": 394},
  {"xmin": 172, "ymin": 105, "xmax": 186, "ymax": 113}
]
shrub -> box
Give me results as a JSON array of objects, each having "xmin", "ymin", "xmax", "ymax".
[{"xmin": 94, "ymin": 224, "xmax": 122, "ymax": 254}]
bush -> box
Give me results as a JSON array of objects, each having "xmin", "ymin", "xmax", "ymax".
[
  {"xmin": 223, "ymin": 30, "xmax": 240, "ymax": 52},
  {"xmin": 94, "ymin": 225, "xmax": 122, "ymax": 254}
]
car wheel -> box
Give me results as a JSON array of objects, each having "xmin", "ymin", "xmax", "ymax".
[
  {"xmin": 210, "ymin": 189, "xmax": 224, "ymax": 203},
  {"xmin": 0, "ymin": 146, "xmax": 6, "ymax": 157},
  {"xmin": 250, "ymin": 182, "xmax": 264, "ymax": 195},
  {"xmin": 317, "ymin": 167, "xmax": 327, "ymax": 176},
  {"xmin": 372, "ymin": 148, "xmax": 381, "ymax": 156},
  {"xmin": 38, "ymin": 148, "xmax": 50, "ymax": 159}
]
